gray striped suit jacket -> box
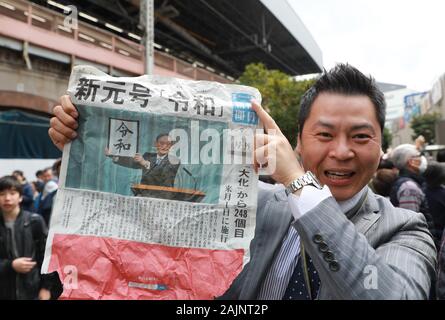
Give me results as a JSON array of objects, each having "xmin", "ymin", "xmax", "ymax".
[{"xmin": 220, "ymin": 184, "xmax": 437, "ymax": 300}]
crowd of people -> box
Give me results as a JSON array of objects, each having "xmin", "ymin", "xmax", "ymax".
[
  {"xmin": 10, "ymin": 159, "xmax": 61, "ymax": 226},
  {"xmin": 370, "ymin": 143, "xmax": 445, "ymax": 298},
  {"xmin": 371, "ymin": 144, "xmax": 445, "ymax": 243},
  {"xmin": 0, "ymin": 159, "xmax": 62, "ymax": 299}
]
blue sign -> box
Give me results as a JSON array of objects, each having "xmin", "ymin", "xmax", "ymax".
[
  {"xmin": 403, "ymin": 92, "xmax": 427, "ymax": 123},
  {"xmin": 232, "ymin": 93, "xmax": 258, "ymax": 125}
]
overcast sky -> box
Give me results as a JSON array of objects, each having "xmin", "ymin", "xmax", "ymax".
[{"xmin": 289, "ymin": 0, "xmax": 445, "ymax": 92}]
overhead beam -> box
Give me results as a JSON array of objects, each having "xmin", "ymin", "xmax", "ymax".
[
  {"xmin": 155, "ymin": 13, "xmax": 238, "ymax": 75},
  {"xmin": 197, "ymin": 0, "xmax": 300, "ymax": 75}
]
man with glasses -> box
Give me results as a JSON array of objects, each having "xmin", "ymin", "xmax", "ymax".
[{"xmin": 107, "ymin": 133, "xmax": 180, "ymax": 188}]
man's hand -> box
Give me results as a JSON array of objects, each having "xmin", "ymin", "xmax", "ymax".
[
  {"xmin": 49, "ymin": 95, "xmax": 79, "ymax": 151},
  {"xmin": 38, "ymin": 288, "xmax": 51, "ymax": 300},
  {"xmin": 12, "ymin": 257, "xmax": 36, "ymax": 274},
  {"xmin": 134, "ymin": 153, "xmax": 150, "ymax": 168},
  {"xmin": 251, "ymin": 100, "xmax": 305, "ymax": 186},
  {"xmin": 134, "ymin": 153, "xmax": 144, "ymax": 164}
]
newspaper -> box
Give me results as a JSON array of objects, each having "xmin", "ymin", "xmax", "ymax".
[{"xmin": 41, "ymin": 65, "xmax": 262, "ymax": 299}]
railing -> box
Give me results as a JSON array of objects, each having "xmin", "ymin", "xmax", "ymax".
[{"xmin": 0, "ymin": 0, "xmax": 232, "ymax": 82}]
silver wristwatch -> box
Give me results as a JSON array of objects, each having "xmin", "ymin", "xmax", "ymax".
[{"xmin": 285, "ymin": 171, "xmax": 322, "ymax": 196}]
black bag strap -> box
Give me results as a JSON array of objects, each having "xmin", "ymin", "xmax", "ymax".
[{"xmin": 23, "ymin": 212, "xmax": 47, "ymax": 265}]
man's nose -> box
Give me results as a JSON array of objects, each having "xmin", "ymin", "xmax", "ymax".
[{"xmin": 328, "ymin": 138, "xmax": 354, "ymax": 160}]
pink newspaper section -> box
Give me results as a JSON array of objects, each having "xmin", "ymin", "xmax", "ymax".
[{"xmin": 48, "ymin": 234, "xmax": 244, "ymax": 299}]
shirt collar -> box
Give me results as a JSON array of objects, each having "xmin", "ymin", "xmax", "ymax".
[{"xmin": 337, "ymin": 186, "xmax": 368, "ymax": 217}]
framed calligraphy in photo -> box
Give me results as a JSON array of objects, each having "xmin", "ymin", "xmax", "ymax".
[{"xmin": 107, "ymin": 118, "xmax": 139, "ymax": 157}]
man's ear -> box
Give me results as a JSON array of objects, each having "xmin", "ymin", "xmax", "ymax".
[
  {"xmin": 19, "ymin": 195, "xmax": 23, "ymax": 204},
  {"xmin": 295, "ymin": 135, "xmax": 304, "ymax": 167},
  {"xmin": 295, "ymin": 135, "xmax": 302, "ymax": 156}
]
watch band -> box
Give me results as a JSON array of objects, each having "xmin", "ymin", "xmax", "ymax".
[{"xmin": 285, "ymin": 171, "xmax": 322, "ymax": 196}]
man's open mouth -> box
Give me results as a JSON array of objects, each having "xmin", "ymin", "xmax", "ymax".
[{"xmin": 324, "ymin": 171, "xmax": 355, "ymax": 180}]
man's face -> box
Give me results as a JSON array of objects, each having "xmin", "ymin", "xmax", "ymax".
[
  {"xmin": 407, "ymin": 155, "xmax": 422, "ymax": 174},
  {"xmin": 42, "ymin": 170, "xmax": 53, "ymax": 183},
  {"xmin": 296, "ymin": 93, "xmax": 383, "ymax": 201},
  {"xmin": 155, "ymin": 135, "xmax": 172, "ymax": 156},
  {"xmin": 0, "ymin": 188, "xmax": 22, "ymax": 214}
]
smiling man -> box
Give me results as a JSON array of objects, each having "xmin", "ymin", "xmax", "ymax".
[
  {"xmin": 48, "ymin": 64, "xmax": 436, "ymax": 300},
  {"xmin": 294, "ymin": 93, "xmax": 382, "ymax": 201},
  {"xmin": 220, "ymin": 64, "xmax": 436, "ymax": 300}
]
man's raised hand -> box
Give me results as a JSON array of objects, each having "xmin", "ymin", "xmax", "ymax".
[
  {"xmin": 49, "ymin": 95, "xmax": 79, "ymax": 151},
  {"xmin": 251, "ymin": 100, "xmax": 305, "ymax": 186}
]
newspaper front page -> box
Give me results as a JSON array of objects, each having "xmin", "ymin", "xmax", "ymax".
[{"xmin": 41, "ymin": 65, "xmax": 262, "ymax": 299}]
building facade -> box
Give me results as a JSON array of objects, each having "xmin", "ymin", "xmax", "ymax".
[{"xmin": 0, "ymin": 0, "xmax": 323, "ymax": 180}]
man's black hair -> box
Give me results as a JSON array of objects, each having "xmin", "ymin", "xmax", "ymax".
[
  {"xmin": 424, "ymin": 162, "xmax": 445, "ymax": 188},
  {"xmin": 0, "ymin": 175, "xmax": 23, "ymax": 196},
  {"xmin": 298, "ymin": 63, "xmax": 386, "ymax": 136},
  {"xmin": 36, "ymin": 170, "xmax": 43, "ymax": 177},
  {"xmin": 437, "ymin": 149, "xmax": 445, "ymax": 163},
  {"xmin": 12, "ymin": 170, "xmax": 24, "ymax": 177},
  {"xmin": 378, "ymin": 158, "xmax": 395, "ymax": 170},
  {"xmin": 52, "ymin": 158, "xmax": 62, "ymax": 171},
  {"xmin": 156, "ymin": 133, "xmax": 169, "ymax": 142}
]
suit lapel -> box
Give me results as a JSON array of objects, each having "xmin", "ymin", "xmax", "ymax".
[
  {"xmin": 350, "ymin": 189, "xmax": 381, "ymax": 236},
  {"xmin": 318, "ymin": 189, "xmax": 381, "ymax": 300}
]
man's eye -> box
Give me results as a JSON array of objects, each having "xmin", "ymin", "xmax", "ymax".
[
  {"xmin": 317, "ymin": 132, "xmax": 332, "ymax": 138},
  {"xmin": 353, "ymin": 134, "xmax": 371, "ymax": 140}
]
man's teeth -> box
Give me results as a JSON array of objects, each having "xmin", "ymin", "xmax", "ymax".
[{"xmin": 326, "ymin": 171, "xmax": 354, "ymax": 178}]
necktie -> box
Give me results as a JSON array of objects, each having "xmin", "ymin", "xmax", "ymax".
[
  {"xmin": 282, "ymin": 251, "xmax": 321, "ymax": 300},
  {"xmin": 155, "ymin": 157, "xmax": 161, "ymax": 165}
]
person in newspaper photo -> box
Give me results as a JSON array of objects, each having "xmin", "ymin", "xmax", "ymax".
[
  {"xmin": 105, "ymin": 132, "xmax": 180, "ymax": 189},
  {"xmin": 49, "ymin": 64, "xmax": 436, "ymax": 300}
]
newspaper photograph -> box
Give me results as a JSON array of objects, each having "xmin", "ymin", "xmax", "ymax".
[{"xmin": 41, "ymin": 65, "xmax": 262, "ymax": 299}]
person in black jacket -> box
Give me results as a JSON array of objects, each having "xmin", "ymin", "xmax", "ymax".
[
  {"xmin": 0, "ymin": 175, "xmax": 53, "ymax": 300},
  {"xmin": 423, "ymin": 162, "xmax": 445, "ymax": 245}
]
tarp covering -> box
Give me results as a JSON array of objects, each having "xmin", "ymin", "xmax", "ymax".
[{"xmin": 0, "ymin": 109, "xmax": 62, "ymax": 159}]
